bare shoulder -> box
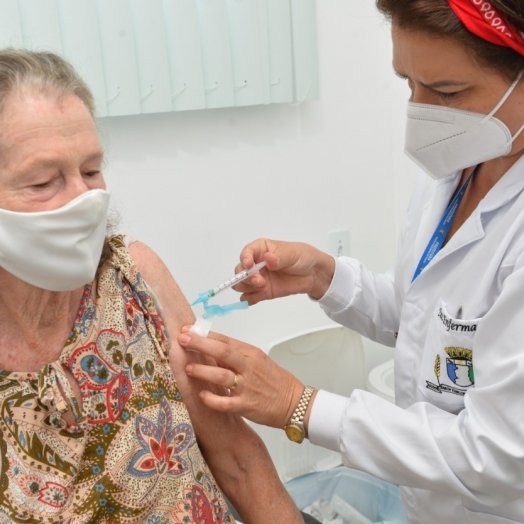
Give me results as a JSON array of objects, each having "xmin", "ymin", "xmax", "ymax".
[
  {"xmin": 127, "ymin": 243, "xmax": 225, "ymax": 409},
  {"xmin": 129, "ymin": 241, "xmax": 195, "ymax": 330}
]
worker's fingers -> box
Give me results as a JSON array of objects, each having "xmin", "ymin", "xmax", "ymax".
[
  {"xmin": 178, "ymin": 330, "xmax": 246, "ymax": 373},
  {"xmin": 238, "ymin": 238, "xmax": 271, "ymax": 270},
  {"xmin": 238, "ymin": 288, "xmax": 273, "ymax": 305},
  {"xmin": 232, "ymin": 249, "xmax": 281, "ymax": 303},
  {"xmin": 235, "ymin": 250, "xmax": 279, "ymax": 273},
  {"xmin": 186, "ymin": 362, "xmax": 241, "ymax": 392},
  {"xmin": 198, "ymin": 390, "xmax": 244, "ymax": 413},
  {"xmin": 180, "ymin": 326, "xmax": 306, "ymax": 428},
  {"xmin": 236, "ymin": 240, "xmax": 284, "ymax": 279},
  {"xmin": 231, "ymin": 273, "xmax": 266, "ymax": 293}
]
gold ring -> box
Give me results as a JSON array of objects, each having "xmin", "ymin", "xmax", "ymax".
[{"xmin": 230, "ymin": 374, "xmax": 239, "ymax": 390}]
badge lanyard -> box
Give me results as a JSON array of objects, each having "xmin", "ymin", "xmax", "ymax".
[{"xmin": 412, "ymin": 167, "xmax": 477, "ymax": 283}]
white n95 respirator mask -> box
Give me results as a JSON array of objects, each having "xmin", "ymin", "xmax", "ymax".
[
  {"xmin": 0, "ymin": 189, "xmax": 110, "ymax": 291},
  {"xmin": 405, "ymin": 71, "xmax": 524, "ymax": 180}
]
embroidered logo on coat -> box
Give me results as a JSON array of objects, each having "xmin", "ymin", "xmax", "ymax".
[
  {"xmin": 426, "ymin": 347, "xmax": 474, "ymax": 396},
  {"xmin": 445, "ymin": 347, "xmax": 474, "ymax": 387}
]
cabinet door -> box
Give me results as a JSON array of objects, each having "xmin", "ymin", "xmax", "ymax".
[
  {"xmin": 1, "ymin": 0, "xmax": 319, "ymax": 117},
  {"xmin": 162, "ymin": 0, "xmax": 206, "ymax": 112},
  {"xmin": 18, "ymin": 0, "xmax": 62, "ymax": 53},
  {"xmin": 196, "ymin": 0, "xmax": 235, "ymax": 109},
  {"xmin": 95, "ymin": 0, "xmax": 141, "ymax": 117},
  {"xmin": 130, "ymin": 0, "xmax": 172, "ymax": 114},
  {"xmin": 57, "ymin": 0, "xmax": 107, "ymax": 116},
  {"xmin": 0, "ymin": 0, "xmax": 23, "ymax": 49},
  {"xmin": 226, "ymin": 0, "xmax": 265, "ymax": 107},
  {"xmin": 267, "ymin": 0, "xmax": 293, "ymax": 104},
  {"xmin": 291, "ymin": 0, "xmax": 320, "ymax": 103}
]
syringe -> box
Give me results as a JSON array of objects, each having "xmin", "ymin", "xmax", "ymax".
[{"xmin": 192, "ymin": 261, "xmax": 267, "ymax": 306}]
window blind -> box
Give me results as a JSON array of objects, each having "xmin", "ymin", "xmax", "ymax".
[{"xmin": 0, "ymin": 0, "xmax": 319, "ymax": 117}]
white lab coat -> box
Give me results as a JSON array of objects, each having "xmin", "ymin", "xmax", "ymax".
[{"xmin": 309, "ymin": 156, "xmax": 524, "ymax": 524}]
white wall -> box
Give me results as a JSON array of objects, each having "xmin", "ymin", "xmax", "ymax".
[{"xmin": 101, "ymin": 0, "xmax": 419, "ymax": 373}]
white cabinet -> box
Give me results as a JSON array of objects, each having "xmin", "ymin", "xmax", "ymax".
[{"xmin": 2, "ymin": 0, "xmax": 319, "ymax": 117}]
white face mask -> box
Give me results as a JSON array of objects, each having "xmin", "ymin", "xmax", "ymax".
[
  {"xmin": 405, "ymin": 72, "xmax": 524, "ymax": 180},
  {"xmin": 0, "ymin": 189, "xmax": 110, "ymax": 291}
]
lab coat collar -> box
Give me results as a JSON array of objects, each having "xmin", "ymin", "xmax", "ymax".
[
  {"xmin": 477, "ymin": 154, "xmax": 524, "ymax": 213},
  {"xmin": 413, "ymin": 155, "xmax": 524, "ymax": 279},
  {"xmin": 446, "ymin": 155, "xmax": 524, "ymax": 253}
]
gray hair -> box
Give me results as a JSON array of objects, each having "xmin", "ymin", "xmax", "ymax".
[{"xmin": 0, "ymin": 48, "xmax": 95, "ymax": 117}]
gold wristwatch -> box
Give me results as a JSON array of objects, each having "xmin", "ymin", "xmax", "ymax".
[{"xmin": 284, "ymin": 385, "xmax": 315, "ymax": 443}]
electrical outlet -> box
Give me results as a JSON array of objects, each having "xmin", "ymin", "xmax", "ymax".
[{"xmin": 328, "ymin": 229, "xmax": 350, "ymax": 257}]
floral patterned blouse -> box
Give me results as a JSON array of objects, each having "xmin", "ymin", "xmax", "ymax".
[{"xmin": 0, "ymin": 236, "xmax": 234, "ymax": 524}]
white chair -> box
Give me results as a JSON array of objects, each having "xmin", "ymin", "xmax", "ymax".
[
  {"xmin": 250, "ymin": 325, "xmax": 366, "ymax": 482},
  {"xmin": 366, "ymin": 359, "xmax": 396, "ymax": 403}
]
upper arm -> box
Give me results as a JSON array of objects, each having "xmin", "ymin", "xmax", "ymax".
[
  {"xmin": 128, "ymin": 242, "xmax": 302, "ymax": 522},
  {"xmin": 129, "ymin": 241, "xmax": 195, "ymax": 334},
  {"xmin": 128, "ymin": 241, "xmax": 227, "ymax": 402}
]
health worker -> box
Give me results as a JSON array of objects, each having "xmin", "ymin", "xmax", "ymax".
[{"xmin": 178, "ymin": 1, "xmax": 524, "ymax": 523}]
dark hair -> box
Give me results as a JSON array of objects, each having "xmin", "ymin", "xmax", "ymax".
[{"xmin": 376, "ymin": 0, "xmax": 524, "ymax": 80}]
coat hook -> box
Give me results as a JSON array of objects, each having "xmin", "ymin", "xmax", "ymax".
[
  {"xmin": 106, "ymin": 86, "xmax": 121, "ymax": 103},
  {"xmin": 140, "ymin": 85, "xmax": 154, "ymax": 102},
  {"xmin": 234, "ymin": 80, "xmax": 248, "ymax": 91},
  {"xmin": 204, "ymin": 82, "xmax": 219, "ymax": 94},
  {"xmin": 172, "ymin": 83, "xmax": 187, "ymax": 100}
]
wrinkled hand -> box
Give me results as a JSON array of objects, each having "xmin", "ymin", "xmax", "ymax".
[
  {"xmin": 233, "ymin": 238, "xmax": 336, "ymax": 304},
  {"xmin": 178, "ymin": 327, "xmax": 305, "ymax": 429}
]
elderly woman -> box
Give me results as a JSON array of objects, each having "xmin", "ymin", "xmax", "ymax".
[
  {"xmin": 179, "ymin": 0, "xmax": 524, "ymax": 523},
  {"xmin": 0, "ymin": 49, "xmax": 303, "ymax": 523}
]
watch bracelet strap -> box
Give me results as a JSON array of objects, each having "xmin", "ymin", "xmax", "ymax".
[{"xmin": 290, "ymin": 385, "xmax": 315, "ymax": 425}]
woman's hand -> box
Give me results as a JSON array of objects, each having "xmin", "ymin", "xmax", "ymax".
[
  {"xmin": 234, "ymin": 238, "xmax": 336, "ymax": 304},
  {"xmin": 178, "ymin": 328, "xmax": 305, "ymax": 429}
]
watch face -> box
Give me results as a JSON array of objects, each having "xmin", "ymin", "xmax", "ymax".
[{"xmin": 285, "ymin": 424, "xmax": 304, "ymax": 443}]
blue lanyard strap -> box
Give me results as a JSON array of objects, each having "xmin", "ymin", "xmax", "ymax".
[{"xmin": 412, "ymin": 167, "xmax": 477, "ymax": 283}]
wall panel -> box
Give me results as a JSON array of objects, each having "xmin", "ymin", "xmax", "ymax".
[
  {"xmin": 226, "ymin": 0, "xmax": 265, "ymax": 107},
  {"xmin": 0, "ymin": 0, "xmax": 318, "ymax": 116},
  {"xmin": 0, "ymin": 0, "xmax": 22, "ymax": 49},
  {"xmin": 291, "ymin": 0, "xmax": 320, "ymax": 103},
  {"xmin": 95, "ymin": 0, "xmax": 141, "ymax": 116},
  {"xmin": 18, "ymin": 0, "xmax": 62, "ymax": 53},
  {"xmin": 267, "ymin": 0, "xmax": 293, "ymax": 104},
  {"xmin": 196, "ymin": 0, "xmax": 235, "ymax": 109},
  {"xmin": 130, "ymin": 0, "xmax": 172, "ymax": 114},
  {"xmin": 57, "ymin": 0, "xmax": 107, "ymax": 117},
  {"xmin": 162, "ymin": 0, "xmax": 206, "ymax": 112}
]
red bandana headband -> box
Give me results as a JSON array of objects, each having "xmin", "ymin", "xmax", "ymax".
[{"xmin": 448, "ymin": 0, "xmax": 524, "ymax": 56}]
